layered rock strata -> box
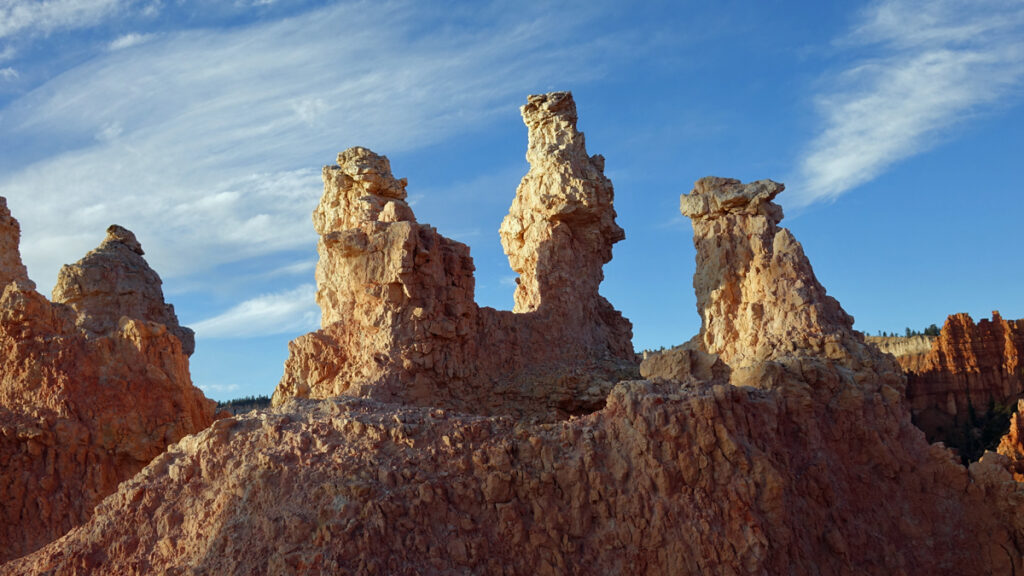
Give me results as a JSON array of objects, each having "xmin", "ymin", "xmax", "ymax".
[
  {"xmin": 878, "ymin": 313, "xmax": 1024, "ymax": 441},
  {"xmin": 10, "ymin": 167, "xmax": 1024, "ymax": 574},
  {"xmin": 0, "ymin": 208, "xmax": 215, "ymax": 562},
  {"xmin": 275, "ymin": 92, "xmax": 636, "ymax": 419},
  {"xmin": 865, "ymin": 334, "xmax": 935, "ymax": 366}
]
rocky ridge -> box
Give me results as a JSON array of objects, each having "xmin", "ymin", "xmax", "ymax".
[
  {"xmin": 0, "ymin": 207, "xmax": 215, "ymax": 562},
  {"xmin": 275, "ymin": 92, "xmax": 636, "ymax": 419},
  {"xmin": 7, "ymin": 96, "xmax": 1024, "ymax": 575}
]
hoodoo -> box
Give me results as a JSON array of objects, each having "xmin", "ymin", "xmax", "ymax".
[
  {"xmin": 275, "ymin": 91, "xmax": 636, "ymax": 419},
  {"xmin": 0, "ymin": 209, "xmax": 215, "ymax": 562},
  {"xmin": 5, "ymin": 94, "xmax": 1024, "ymax": 575}
]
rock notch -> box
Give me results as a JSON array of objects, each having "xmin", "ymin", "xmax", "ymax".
[
  {"xmin": 52, "ymin": 224, "xmax": 196, "ymax": 356},
  {"xmin": 275, "ymin": 92, "xmax": 636, "ymax": 419},
  {"xmin": 0, "ymin": 209, "xmax": 214, "ymax": 562}
]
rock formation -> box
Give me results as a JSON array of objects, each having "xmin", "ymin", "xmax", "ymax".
[
  {"xmin": 9, "ymin": 111, "xmax": 1024, "ymax": 575},
  {"xmin": 0, "ymin": 208, "xmax": 215, "ymax": 562},
  {"xmin": 275, "ymin": 92, "xmax": 636, "ymax": 419},
  {"xmin": 0, "ymin": 197, "xmax": 33, "ymax": 290},
  {"xmin": 866, "ymin": 334, "xmax": 935, "ymax": 366},
  {"xmin": 877, "ymin": 312, "xmax": 1024, "ymax": 442},
  {"xmin": 52, "ymin": 224, "xmax": 196, "ymax": 356}
]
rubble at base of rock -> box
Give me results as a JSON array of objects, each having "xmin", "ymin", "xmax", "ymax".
[{"xmin": 0, "ymin": 206, "xmax": 215, "ymax": 563}]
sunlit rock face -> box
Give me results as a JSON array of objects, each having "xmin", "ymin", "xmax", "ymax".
[
  {"xmin": 275, "ymin": 92, "xmax": 637, "ymax": 420},
  {"xmin": 9, "ymin": 99, "xmax": 1024, "ymax": 576},
  {"xmin": 52, "ymin": 224, "xmax": 196, "ymax": 356},
  {"xmin": 903, "ymin": 312, "xmax": 1024, "ymax": 440},
  {"xmin": 0, "ymin": 210, "xmax": 215, "ymax": 563}
]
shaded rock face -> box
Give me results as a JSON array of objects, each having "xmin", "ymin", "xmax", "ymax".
[
  {"xmin": 275, "ymin": 92, "xmax": 637, "ymax": 419},
  {"xmin": 0, "ymin": 198, "xmax": 33, "ymax": 290},
  {"xmin": 52, "ymin": 224, "xmax": 196, "ymax": 356},
  {"xmin": 880, "ymin": 312, "xmax": 1024, "ymax": 442},
  {"xmin": 0, "ymin": 211, "xmax": 215, "ymax": 562},
  {"xmin": 12, "ymin": 163, "xmax": 1024, "ymax": 573}
]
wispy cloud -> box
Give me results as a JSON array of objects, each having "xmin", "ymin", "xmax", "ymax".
[
  {"xmin": 108, "ymin": 32, "xmax": 154, "ymax": 50},
  {"xmin": 196, "ymin": 382, "xmax": 241, "ymax": 396},
  {"xmin": 793, "ymin": 0, "xmax": 1024, "ymax": 205},
  {"xmin": 0, "ymin": 0, "xmax": 126, "ymax": 40},
  {"xmin": 192, "ymin": 284, "xmax": 318, "ymax": 338},
  {"xmin": 0, "ymin": 0, "xmax": 622, "ymax": 292},
  {"xmin": 0, "ymin": 68, "xmax": 17, "ymax": 81}
]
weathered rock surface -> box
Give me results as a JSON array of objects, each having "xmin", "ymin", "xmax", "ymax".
[
  {"xmin": 998, "ymin": 399, "xmax": 1024, "ymax": 480},
  {"xmin": 0, "ymin": 211, "xmax": 215, "ymax": 562},
  {"xmin": 275, "ymin": 92, "xmax": 637, "ymax": 419},
  {"xmin": 884, "ymin": 312, "xmax": 1024, "ymax": 441},
  {"xmin": 0, "ymin": 198, "xmax": 33, "ymax": 290},
  {"xmin": 52, "ymin": 224, "xmax": 196, "ymax": 356},
  {"xmin": 866, "ymin": 334, "xmax": 935, "ymax": 365},
  {"xmin": 10, "ymin": 165, "xmax": 1024, "ymax": 574}
]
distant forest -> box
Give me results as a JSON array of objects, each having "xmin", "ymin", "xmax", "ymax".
[
  {"xmin": 874, "ymin": 324, "xmax": 941, "ymax": 338},
  {"xmin": 216, "ymin": 395, "xmax": 271, "ymax": 415}
]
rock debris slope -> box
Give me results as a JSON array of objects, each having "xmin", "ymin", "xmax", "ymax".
[
  {"xmin": 6, "ymin": 95, "xmax": 1024, "ymax": 575},
  {"xmin": 0, "ymin": 210, "xmax": 215, "ymax": 563},
  {"xmin": 275, "ymin": 92, "xmax": 636, "ymax": 419}
]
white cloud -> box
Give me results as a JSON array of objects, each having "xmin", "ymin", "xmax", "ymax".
[
  {"xmin": 0, "ymin": 1, "xmax": 617, "ymax": 293},
  {"xmin": 192, "ymin": 284, "xmax": 319, "ymax": 339},
  {"xmin": 0, "ymin": 0, "xmax": 126, "ymax": 40},
  {"xmin": 793, "ymin": 0, "xmax": 1024, "ymax": 205},
  {"xmin": 109, "ymin": 32, "xmax": 154, "ymax": 50},
  {"xmin": 0, "ymin": 46, "xmax": 15, "ymax": 62},
  {"xmin": 197, "ymin": 382, "xmax": 241, "ymax": 395},
  {"xmin": 0, "ymin": 67, "xmax": 17, "ymax": 81}
]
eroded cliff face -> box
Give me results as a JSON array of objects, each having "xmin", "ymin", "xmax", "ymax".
[
  {"xmin": 275, "ymin": 92, "xmax": 636, "ymax": 419},
  {"xmin": 10, "ymin": 119, "xmax": 1024, "ymax": 574},
  {"xmin": 0, "ymin": 210, "xmax": 215, "ymax": 562},
  {"xmin": 889, "ymin": 312, "xmax": 1024, "ymax": 442}
]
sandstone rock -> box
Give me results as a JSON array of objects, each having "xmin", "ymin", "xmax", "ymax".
[
  {"xmin": 997, "ymin": 399, "xmax": 1024, "ymax": 480},
  {"xmin": 11, "ymin": 165, "xmax": 1024, "ymax": 573},
  {"xmin": 0, "ymin": 206, "xmax": 215, "ymax": 562},
  {"xmin": 667, "ymin": 176, "xmax": 891, "ymax": 389},
  {"xmin": 866, "ymin": 334, "xmax": 936, "ymax": 363},
  {"xmin": 889, "ymin": 312, "xmax": 1024, "ymax": 442},
  {"xmin": 0, "ymin": 198, "xmax": 33, "ymax": 290},
  {"xmin": 275, "ymin": 92, "xmax": 637, "ymax": 419},
  {"xmin": 52, "ymin": 224, "xmax": 196, "ymax": 356}
]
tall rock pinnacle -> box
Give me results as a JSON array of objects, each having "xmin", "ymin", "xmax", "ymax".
[
  {"xmin": 500, "ymin": 92, "xmax": 625, "ymax": 320},
  {"xmin": 52, "ymin": 224, "xmax": 196, "ymax": 356},
  {"xmin": 275, "ymin": 92, "xmax": 637, "ymax": 417},
  {"xmin": 0, "ymin": 197, "xmax": 35, "ymax": 290}
]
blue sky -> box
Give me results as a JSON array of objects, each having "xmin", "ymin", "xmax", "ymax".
[{"xmin": 1, "ymin": 0, "xmax": 1023, "ymax": 401}]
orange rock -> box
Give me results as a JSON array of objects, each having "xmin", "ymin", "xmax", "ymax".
[
  {"xmin": 0, "ymin": 207, "xmax": 215, "ymax": 562},
  {"xmin": 882, "ymin": 312, "xmax": 1024, "ymax": 441},
  {"xmin": 7, "ymin": 99, "xmax": 1024, "ymax": 575},
  {"xmin": 275, "ymin": 92, "xmax": 637, "ymax": 419}
]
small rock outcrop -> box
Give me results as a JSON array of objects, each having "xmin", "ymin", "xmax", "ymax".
[
  {"xmin": 11, "ymin": 114, "xmax": 1024, "ymax": 574},
  {"xmin": 275, "ymin": 92, "xmax": 637, "ymax": 419},
  {"xmin": 0, "ymin": 211, "xmax": 215, "ymax": 562},
  {"xmin": 52, "ymin": 224, "xmax": 196, "ymax": 356}
]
